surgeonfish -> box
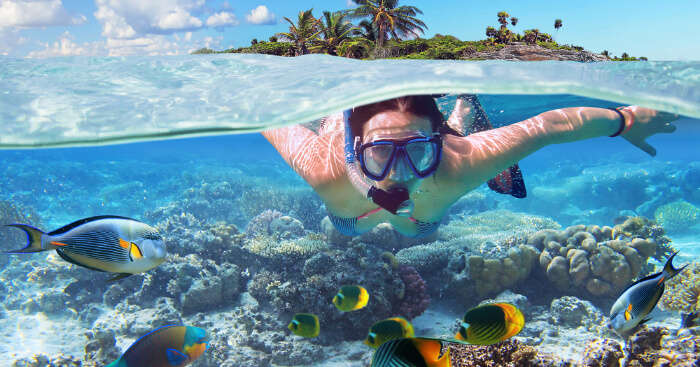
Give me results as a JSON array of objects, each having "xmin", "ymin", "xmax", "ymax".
[
  {"xmin": 332, "ymin": 285, "xmax": 369, "ymax": 312},
  {"xmin": 455, "ymin": 302, "xmax": 525, "ymax": 345},
  {"xmin": 106, "ymin": 325, "xmax": 207, "ymax": 367},
  {"xmin": 608, "ymin": 252, "xmax": 687, "ymax": 334},
  {"xmin": 288, "ymin": 313, "xmax": 320, "ymax": 338},
  {"xmin": 364, "ymin": 317, "xmax": 415, "ymax": 349},
  {"xmin": 370, "ymin": 337, "xmax": 451, "ymax": 367},
  {"xmin": 5, "ymin": 215, "xmax": 166, "ymax": 281}
]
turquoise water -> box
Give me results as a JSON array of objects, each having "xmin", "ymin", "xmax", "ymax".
[{"xmin": 0, "ymin": 56, "xmax": 699, "ymax": 366}]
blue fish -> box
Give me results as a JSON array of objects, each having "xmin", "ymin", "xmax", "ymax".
[
  {"xmin": 608, "ymin": 252, "xmax": 687, "ymax": 334},
  {"xmin": 107, "ymin": 325, "xmax": 208, "ymax": 367},
  {"xmin": 5, "ymin": 215, "xmax": 166, "ymax": 280}
]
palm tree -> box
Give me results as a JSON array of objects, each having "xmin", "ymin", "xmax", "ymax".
[
  {"xmin": 276, "ymin": 9, "xmax": 322, "ymax": 56},
  {"xmin": 311, "ymin": 11, "xmax": 357, "ymax": 56},
  {"xmin": 554, "ymin": 19, "xmax": 563, "ymax": 31},
  {"xmin": 345, "ymin": 0, "xmax": 427, "ymax": 49},
  {"xmin": 354, "ymin": 19, "xmax": 378, "ymax": 42},
  {"xmin": 601, "ymin": 50, "xmax": 609, "ymax": 58},
  {"xmin": 510, "ymin": 17, "xmax": 518, "ymax": 27},
  {"xmin": 497, "ymin": 11, "xmax": 509, "ymax": 29}
]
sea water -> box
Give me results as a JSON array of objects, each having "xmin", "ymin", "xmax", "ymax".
[{"xmin": 0, "ymin": 55, "xmax": 699, "ymax": 366}]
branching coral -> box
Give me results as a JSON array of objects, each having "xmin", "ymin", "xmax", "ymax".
[{"xmin": 659, "ymin": 261, "xmax": 700, "ymax": 313}]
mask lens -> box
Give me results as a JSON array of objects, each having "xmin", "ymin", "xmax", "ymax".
[
  {"xmin": 363, "ymin": 143, "xmax": 395, "ymax": 177},
  {"xmin": 405, "ymin": 140, "xmax": 437, "ymax": 174}
]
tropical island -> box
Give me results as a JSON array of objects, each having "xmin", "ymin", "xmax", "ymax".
[{"xmin": 192, "ymin": 1, "xmax": 646, "ymax": 62}]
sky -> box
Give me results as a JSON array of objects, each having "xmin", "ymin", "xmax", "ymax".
[{"xmin": 1, "ymin": 0, "xmax": 698, "ymax": 60}]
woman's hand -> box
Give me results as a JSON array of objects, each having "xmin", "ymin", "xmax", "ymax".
[{"xmin": 620, "ymin": 106, "xmax": 679, "ymax": 156}]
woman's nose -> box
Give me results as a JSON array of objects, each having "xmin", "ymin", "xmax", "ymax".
[{"xmin": 388, "ymin": 154, "xmax": 413, "ymax": 182}]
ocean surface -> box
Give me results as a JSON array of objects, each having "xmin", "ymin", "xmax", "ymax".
[{"xmin": 0, "ymin": 55, "xmax": 699, "ymax": 366}]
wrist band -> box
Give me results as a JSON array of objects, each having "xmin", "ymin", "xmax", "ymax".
[{"xmin": 608, "ymin": 107, "xmax": 627, "ymax": 137}]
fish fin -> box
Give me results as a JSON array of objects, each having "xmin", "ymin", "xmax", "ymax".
[
  {"xmin": 4, "ymin": 224, "xmax": 46, "ymax": 253},
  {"xmin": 166, "ymin": 348, "xmax": 188, "ymax": 366},
  {"xmin": 412, "ymin": 338, "xmax": 444, "ymax": 363},
  {"xmin": 433, "ymin": 346, "xmax": 451, "ymax": 367},
  {"xmin": 47, "ymin": 215, "xmax": 137, "ymax": 236},
  {"xmin": 54, "ymin": 249, "xmax": 106, "ymax": 272},
  {"xmin": 487, "ymin": 164, "xmax": 527, "ymax": 198},
  {"xmin": 662, "ymin": 251, "xmax": 687, "ymax": 281},
  {"xmin": 107, "ymin": 273, "xmax": 132, "ymax": 282},
  {"xmin": 624, "ymin": 304, "xmax": 633, "ymax": 321},
  {"xmin": 129, "ymin": 242, "xmax": 143, "ymax": 261},
  {"xmin": 639, "ymin": 317, "xmax": 652, "ymax": 325}
]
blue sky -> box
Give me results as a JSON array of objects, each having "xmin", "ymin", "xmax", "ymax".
[{"xmin": 1, "ymin": 0, "xmax": 698, "ymax": 60}]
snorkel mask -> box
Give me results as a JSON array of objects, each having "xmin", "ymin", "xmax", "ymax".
[{"xmin": 344, "ymin": 109, "xmax": 442, "ymax": 216}]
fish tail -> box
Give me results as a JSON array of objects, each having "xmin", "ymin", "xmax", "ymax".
[
  {"xmin": 662, "ymin": 251, "xmax": 687, "ymax": 281},
  {"xmin": 433, "ymin": 346, "xmax": 451, "ymax": 367},
  {"xmin": 4, "ymin": 224, "xmax": 46, "ymax": 253}
]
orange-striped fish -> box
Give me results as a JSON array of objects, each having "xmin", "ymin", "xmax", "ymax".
[
  {"xmin": 455, "ymin": 303, "xmax": 524, "ymax": 345},
  {"xmin": 370, "ymin": 337, "xmax": 450, "ymax": 367},
  {"xmin": 5, "ymin": 215, "xmax": 166, "ymax": 281}
]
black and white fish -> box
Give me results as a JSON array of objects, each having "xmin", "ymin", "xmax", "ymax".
[{"xmin": 5, "ymin": 215, "xmax": 166, "ymax": 281}]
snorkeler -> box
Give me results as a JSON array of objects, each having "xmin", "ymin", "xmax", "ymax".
[{"xmin": 262, "ymin": 95, "xmax": 678, "ymax": 238}]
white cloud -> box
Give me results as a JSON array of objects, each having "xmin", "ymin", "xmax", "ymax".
[
  {"xmin": 0, "ymin": 0, "xmax": 86, "ymax": 28},
  {"xmin": 246, "ymin": 5, "xmax": 275, "ymax": 25},
  {"xmin": 206, "ymin": 11, "xmax": 238, "ymax": 28},
  {"xmin": 346, "ymin": 0, "xmax": 356, "ymax": 7},
  {"xmin": 26, "ymin": 31, "xmax": 103, "ymax": 57},
  {"xmin": 94, "ymin": 0, "xmax": 207, "ymax": 38},
  {"xmin": 0, "ymin": 27, "xmax": 26, "ymax": 55}
]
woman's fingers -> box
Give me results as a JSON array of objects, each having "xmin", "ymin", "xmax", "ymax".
[
  {"xmin": 661, "ymin": 123, "xmax": 677, "ymax": 134},
  {"xmin": 634, "ymin": 140, "xmax": 657, "ymax": 157}
]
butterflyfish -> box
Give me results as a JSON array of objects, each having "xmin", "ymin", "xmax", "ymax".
[
  {"xmin": 370, "ymin": 337, "xmax": 451, "ymax": 367},
  {"xmin": 333, "ymin": 285, "xmax": 369, "ymax": 312},
  {"xmin": 288, "ymin": 313, "xmax": 320, "ymax": 338},
  {"xmin": 364, "ymin": 317, "xmax": 415, "ymax": 349},
  {"xmin": 455, "ymin": 302, "xmax": 525, "ymax": 345}
]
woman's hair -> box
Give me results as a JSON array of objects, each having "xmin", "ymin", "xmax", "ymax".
[{"xmin": 348, "ymin": 95, "xmax": 463, "ymax": 139}]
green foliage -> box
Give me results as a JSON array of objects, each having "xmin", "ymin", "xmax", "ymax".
[
  {"xmin": 228, "ymin": 42, "xmax": 294, "ymax": 56},
  {"xmin": 191, "ymin": 47, "xmax": 216, "ymax": 54}
]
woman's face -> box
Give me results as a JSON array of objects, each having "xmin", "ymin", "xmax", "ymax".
[{"xmin": 362, "ymin": 110, "xmax": 433, "ymax": 192}]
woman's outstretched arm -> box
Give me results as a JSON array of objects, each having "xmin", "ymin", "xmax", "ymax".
[
  {"xmin": 261, "ymin": 124, "xmax": 346, "ymax": 190},
  {"xmin": 440, "ymin": 106, "xmax": 678, "ymax": 194}
]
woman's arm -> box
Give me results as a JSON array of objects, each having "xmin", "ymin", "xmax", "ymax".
[
  {"xmin": 261, "ymin": 123, "xmax": 346, "ymax": 190},
  {"xmin": 440, "ymin": 106, "xmax": 678, "ymax": 193}
]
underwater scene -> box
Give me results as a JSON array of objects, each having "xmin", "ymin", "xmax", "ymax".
[{"xmin": 1, "ymin": 56, "xmax": 700, "ymax": 367}]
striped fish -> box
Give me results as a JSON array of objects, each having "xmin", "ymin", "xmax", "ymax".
[
  {"xmin": 455, "ymin": 303, "xmax": 524, "ymax": 345},
  {"xmin": 5, "ymin": 215, "xmax": 166, "ymax": 280},
  {"xmin": 608, "ymin": 252, "xmax": 686, "ymax": 334},
  {"xmin": 370, "ymin": 337, "xmax": 451, "ymax": 367},
  {"xmin": 107, "ymin": 325, "xmax": 207, "ymax": 367}
]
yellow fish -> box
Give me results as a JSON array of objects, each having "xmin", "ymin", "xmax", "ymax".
[
  {"xmin": 370, "ymin": 337, "xmax": 451, "ymax": 367},
  {"xmin": 455, "ymin": 302, "xmax": 524, "ymax": 345},
  {"xmin": 364, "ymin": 317, "xmax": 415, "ymax": 349},
  {"xmin": 332, "ymin": 285, "xmax": 369, "ymax": 312},
  {"xmin": 288, "ymin": 313, "xmax": 320, "ymax": 338}
]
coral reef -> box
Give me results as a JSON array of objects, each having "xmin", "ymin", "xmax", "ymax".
[
  {"xmin": 11, "ymin": 354, "xmax": 82, "ymax": 367},
  {"xmin": 528, "ymin": 219, "xmax": 664, "ymax": 298},
  {"xmin": 449, "ymin": 339, "xmax": 566, "ymax": 367},
  {"xmin": 392, "ymin": 265, "xmax": 430, "ymax": 320},
  {"xmin": 581, "ymin": 338, "xmax": 623, "ymax": 367},
  {"xmin": 660, "ymin": 261, "xmax": 700, "ymax": 313}
]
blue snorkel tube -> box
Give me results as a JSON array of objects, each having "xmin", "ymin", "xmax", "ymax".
[{"xmin": 344, "ymin": 109, "xmax": 414, "ymax": 216}]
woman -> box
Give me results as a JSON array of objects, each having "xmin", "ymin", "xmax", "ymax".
[{"xmin": 262, "ymin": 95, "xmax": 678, "ymax": 238}]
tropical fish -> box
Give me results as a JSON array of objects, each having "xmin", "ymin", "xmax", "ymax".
[
  {"xmin": 333, "ymin": 285, "xmax": 369, "ymax": 312},
  {"xmin": 370, "ymin": 337, "xmax": 451, "ymax": 367},
  {"xmin": 608, "ymin": 252, "xmax": 686, "ymax": 334},
  {"xmin": 364, "ymin": 317, "xmax": 415, "ymax": 349},
  {"xmin": 288, "ymin": 313, "xmax": 320, "ymax": 338},
  {"xmin": 106, "ymin": 325, "xmax": 207, "ymax": 367},
  {"xmin": 455, "ymin": 302, "xmax": 525, "ymax": 345},
  {"xmin": 5, "ymin": 215, "xmax": 166, "ymax": 281}
]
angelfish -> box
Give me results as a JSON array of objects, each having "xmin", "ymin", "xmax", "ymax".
[
  {"xmin": 5, "ymin": 215, "xmax": 166, "ymax": 281},
  {"xmin": 608, "ymin": 252, "xmax": 687, "ymax": 334},
  {"xmin": 106, "ymin": 325, "xmax": 208, "ymax": 367}
]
